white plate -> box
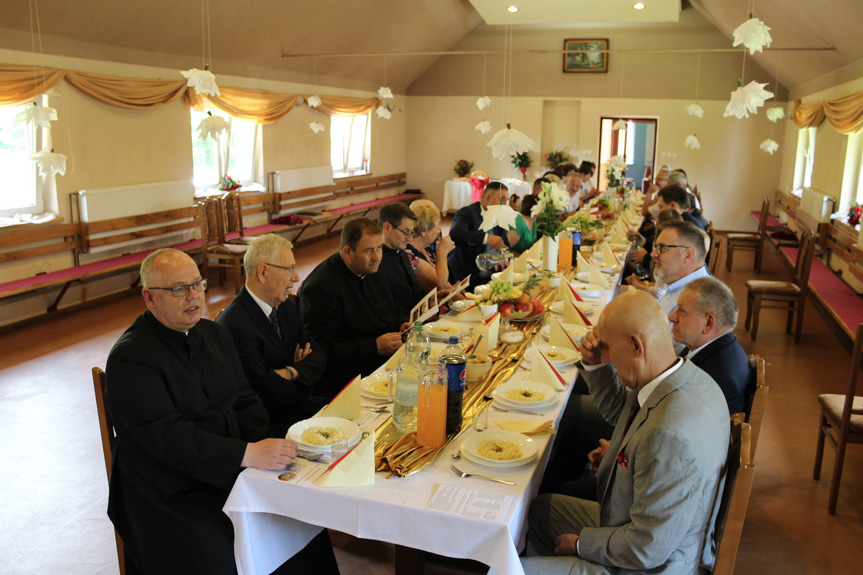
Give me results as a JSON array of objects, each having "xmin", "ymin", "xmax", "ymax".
[
  {"xmin": 492, "ymin": 393, "xmax": 558, "ymax": 411},
  {"xmin": 473, "ymin": 284, "xmax": 491, "ymax": 296},
  {"xmin": 287, "ymin": 417, "xmax": 361, "ymax": 453},
  {"xmin": 460, "ymin": 444, "xmax": 537, "ymax": 468},
  {"xmin": 461, "ymin": 430, "xmax": 538, "ymax": 466},
  {"xmin": 540, "ymin": 322, "xmax": 589, "ymax": 342},
  {"xmin": 493, "ymin": 380, "xmax": 558, "ymax": 407},
  {"xmin": 425, "ymin": 321, "xmax": 470, "ymax": 340},
  {"xmin": 360, "ymin": 372, "xmax": 390, "ymax": 399},
  {"xmin": 536, "ymin": 345, "xmax": 579, "ymax": 366},
  {"xmin": 449, "ymin": 300, "xmax": 473, "ymax": 313},
  {"xmin": 568, "ymin": 282, "xmax": 605, "ymax": 298}
]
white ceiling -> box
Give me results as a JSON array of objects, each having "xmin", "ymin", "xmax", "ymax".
[
  {"xmin": 468, "ymin": 0, "xmax": 681, "ymax": 26},
  {"xmin": 0, "ymin": 0, "xmax": 860, "ymax": 95}
]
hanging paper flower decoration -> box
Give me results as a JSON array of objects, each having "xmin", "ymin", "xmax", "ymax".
[
  {"xmin": 476, "ymin": 96, "xmax": 492, "ymax": 110},
  {"xmin": 685, "ymin": 103, "xmax": 704, "ymax": 118},
  {"xmin": 760, "ymin": 139, "xmax": 779, "ymax": 155},
  {"xmin": 475, "ymin": 120, "xmax": 492, "ymax": 135},
  {"xmin": 612, "ymin": 119, "xmax": 627, "ymax": 131},
  {"xmin": 375, "ymin": 105, "xmax": 392, "ymax": 119},
  {"xmin": 307, "ymin": 95, "xmax": 322, "ymax": 108},
  {"xmin": 685, "ymin": 134, "xmax": 701, "ymax": 150},
  {"xmin": 309, "ymin": 121, "xmax": 325, "ymax": 134},
  {"xmin": 16, "ymin": 102, "xmax": 58, "ymax": 128},
  {"xmin": 732, "ymin": 17, "xmax": 773, "ymax": 55},
  {"xmin": 723, "ymin": 81, "xmax": 774, "ymax": 119},
  {"xmin": 479, "ymin": 204, "xmax": 519, "ymax": 232},
  {"xmin": 377, "ymin": 86, "xmax": 393, "ymax": 99},
  {"xmin": 766, "ymin": 107, "xmax": 785, "ymax": 123},
  {"xmin": 196, "ymin": 113, "xmax": 230, "ymax": 142},
  {"xmin": 486, "ymin": 123, "xmax": 536, "ymax": 160},
  {"xmin": 29, "ymin": 148, "xmax": 67, "ymax": 177},
  {"xmin": 181, "ymin": 67, "xmax": 220, "ymax": 97}
]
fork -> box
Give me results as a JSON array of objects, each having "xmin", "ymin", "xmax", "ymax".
[
  {"xmin": 362, "ymin": 405, "xmax": 390, "ymax": 413},
  {"xmin": 450, "ymin": 464, "xmax": 515, "ymax": 486}
]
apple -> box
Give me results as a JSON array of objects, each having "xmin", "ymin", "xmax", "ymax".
[{"xmin": 500, "ymin": 302, "xmax": 514, "ymax": 318}]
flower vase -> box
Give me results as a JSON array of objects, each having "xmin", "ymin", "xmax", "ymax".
[
  {"xmin": 541, "ymin": 235, "xmax": 559, "ymax": 272},
  {"xmin": 519, "ymin": 167, "xmax": 528, "ymax": 180}
]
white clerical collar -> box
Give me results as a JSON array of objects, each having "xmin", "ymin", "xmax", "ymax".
[
  {"xmin": 247, "ymin": 286, "xmax": 274, "ymax": 318},
  {"xmin": 637, "ymin": 358, "xmax": 684, "ymax": 406}
]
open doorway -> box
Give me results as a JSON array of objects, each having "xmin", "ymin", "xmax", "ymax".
[{"xmin": 598, "ymin": 118, "xmax": 657, "ymax": 192}]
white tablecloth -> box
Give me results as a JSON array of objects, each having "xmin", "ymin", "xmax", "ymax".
[
  {"xmin": 224, "ymin": 276, "xmax": 622, "ymax": 575},
  {"xmin": 442, "ymin": 179, "xmax": 532, "ymax": 214}
]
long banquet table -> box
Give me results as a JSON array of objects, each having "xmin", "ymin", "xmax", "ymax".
[{"xmin": 224, "ymin": 242, "xmax": 632, "ymax": 575}]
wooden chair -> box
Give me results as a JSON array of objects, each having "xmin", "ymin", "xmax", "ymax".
[
  {"xmin": 746, "ymin": 356, "xmax": 769, "ymax": 459},
  {"xmin": 92, "ymin": 367, "xmax": 125, "ymax": 575},
  {"xmin": 200, "ymin": 196, "xmax": 248, "ymax": 294},
  {"xmin": 813, "ymin": 323, "xmax": 863, "ymax": 514},
  {"xmin": 726, "ymin": 199, "xmax": 770, "ymax": 273},
  {"xmin": 706, "ymin": 222, "xmax": 721, "ymax": 276},
  {"xmin": 744, "ymin": 230, "xmax": 815, "ymax": 343},
  {"xmin": 713, "ymin": 418, "xmax": 756, "ymax": 575}
]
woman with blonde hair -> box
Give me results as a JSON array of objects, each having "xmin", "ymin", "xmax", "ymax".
[{"xmin": 405, "ymin": 203, "xmax": 456, "ymax": 292}]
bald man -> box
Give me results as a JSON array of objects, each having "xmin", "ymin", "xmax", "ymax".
[
  {"xmin": 106, "ymin": 249, "xmax": 337, "ymax": 574},
  {"xmin": 524, "ymin": 291, "xmax": 729, "ymax": 575}
]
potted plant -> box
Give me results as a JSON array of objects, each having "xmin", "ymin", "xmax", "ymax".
[
  {"xmin": 530, "ymin": 181, "xmax": 569, "ymax": 269},
  {"xmin": 510, "ymin": 151, "xmax": 532, "ymax": 180},
  {"xmin": 218, "ymin": 176, "xmax": 241, "ymax": 191},
  {"xmin": 454, "ymin": 159, "xmax": 474, "ymax": 178},
  {"xmin": 544, "ymin": 148, "xmax": 571, "ymax": 170}
]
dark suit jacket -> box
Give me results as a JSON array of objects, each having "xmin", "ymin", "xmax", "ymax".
[
  {"xmin": 378, "ymin": 245, "xmax": 423, "ymax": 315},
  {"xmin": 297, "ymin": 253, "xmax": 407, "ymax": 399},
  {"xmin": 689, "ymin": 331, "xmax": 753, "ymax": 417},
  {"xmin": 106, "ymin": 312, "xmax": 269, "ymax": 574},
  {"xmin": 217, "ymin": 286, "xmax": 326, "ymax": 437},
  {"xmin": 682, "ymin": 210, "xmax": 706, "ymax": 230},
  {"xmin": 447, "ymin": 201, "xmax": 507, "ymax": 288}
]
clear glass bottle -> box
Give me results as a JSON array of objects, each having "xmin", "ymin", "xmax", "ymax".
[{"xmin": 475, "ymin": 247, "xmax": 513, "ymax": 271}]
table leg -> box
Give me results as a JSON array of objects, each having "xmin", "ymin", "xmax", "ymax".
[{"xmin": 394, "ymin": 545, "xmax": 425, "ymax": 575}]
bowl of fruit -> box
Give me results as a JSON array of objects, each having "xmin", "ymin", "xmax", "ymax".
[{"xmin": 476, "ymin": 278, "xmax": 545, "ymax": 321}]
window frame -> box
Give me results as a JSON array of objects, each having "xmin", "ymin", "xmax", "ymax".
[
  {"xmin": 0, "ymin": 101, "xmax": 43, "ymax": 217},
  {"xmin": 189, "ymin": 107, "xmax": 257, "ymax": 190},
  {"xmin": 330, "ymin": 112, "xmax": 371, "ymax": 179}
]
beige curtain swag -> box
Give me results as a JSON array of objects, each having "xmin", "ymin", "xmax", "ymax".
[{"xmin": 793, "ymin": 90, "xmax": 863, "ymax": 135}]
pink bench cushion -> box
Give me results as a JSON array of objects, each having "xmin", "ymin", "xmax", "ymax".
[
  {"xmin": 0, "ymin": 238, "xmax": 200, "ymax": 297},
  {"xmin": 327, "ymin": 193, "xmax": 416, "ymax": 216},
  {"xmin": 751, "ymin": 210, "xmax": 782, "ymax": 228},
  {"xmin": 780, "ymin": 245, "xmax": 863, "ymax": 336}
]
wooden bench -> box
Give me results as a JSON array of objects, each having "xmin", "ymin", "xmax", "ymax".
[{"xmin": 272, "ymin": 172, "xmax": 418, "ymax": 244}]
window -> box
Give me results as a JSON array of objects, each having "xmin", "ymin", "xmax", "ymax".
[
  {"xmin": 0, "ymin": 105, "xmax": 38, "ymax": 215},
  {"xmin": 330, "ymin": 113, "xmax": 370, "ymax": 177},
  {"xmin": 803, "ymin": 127, "xmax": 816, "ymax": 188},
  {"xmin": 190, "ymin": 108, "xmax": 256, "ymax": 188}
]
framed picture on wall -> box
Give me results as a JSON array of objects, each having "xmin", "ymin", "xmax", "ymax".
[{"xmin": 563, "ymin": 39, "xmax": 609, "ymax": 73}]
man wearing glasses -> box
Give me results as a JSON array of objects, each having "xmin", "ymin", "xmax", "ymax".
[
  {"xmin": 299, "ymin": 218, "xmax": 411, "ymax": 398},
  {"xmin": 650, "ymin": 220, "xmax": 711, "ymax": 319},
  {"xmin": 377, "ymin": 203, "xmax": 424, "ymax": 313},
  {"xmin": 105, "ymin": 249, "xmax": 338, "ymax": 574},
  {"xmin": 218, "ymin": 234, "xmax": 326, "ymax": 437}
]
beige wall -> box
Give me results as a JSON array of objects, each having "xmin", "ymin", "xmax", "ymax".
[
  {"xmin": 406, "ymin": 95, "xmax": 783, "ymax": 231},
  {"xmin": 0, "ymin": 48, "xmax": 406, "ymax": 326}
]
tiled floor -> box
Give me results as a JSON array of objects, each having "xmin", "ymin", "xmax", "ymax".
[{"xmin": 1, "ymin": 230, "xmax": 861, "ymax": 574}]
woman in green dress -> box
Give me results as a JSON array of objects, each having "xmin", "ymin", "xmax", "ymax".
[{"xmin": 507, "ymin": 194, "xmax": 539, "ymax": 254}]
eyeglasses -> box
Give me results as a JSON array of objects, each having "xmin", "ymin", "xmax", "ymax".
[
  {"xmin": 149, "ymin": 279, "xmax": 208, "ymax": 297},
  {"xmin": 266, "ymin": 262, "xmax": 298, "ymax": 275},
  {"xmin": 394, "ymin": 226, "xmax": 417, "ymax": 239},
  {"xmin": 653, "ymin": 243, "xmax": 691, "ymax": 254}
]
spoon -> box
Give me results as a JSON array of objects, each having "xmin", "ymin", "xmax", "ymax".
[{"xmin": 469, "ymin": 335, "xmax": 484, "ymax": 359}]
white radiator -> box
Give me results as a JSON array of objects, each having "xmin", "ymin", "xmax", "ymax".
[
  {"xmin": 76, "ymin": 180, "xmax": 194, "ymax": 222},
  {"xmin": 799, "ymin": 187, "xmax": 836, "ymax": 223},
  {"xmin": 269, "ymin": 166, "xmax": 333, "ymax": 193}
]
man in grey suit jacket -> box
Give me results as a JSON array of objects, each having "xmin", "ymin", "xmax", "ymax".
[{"xmin": 524, "ymin": 290, "xmax": 730, "ymax": 575}]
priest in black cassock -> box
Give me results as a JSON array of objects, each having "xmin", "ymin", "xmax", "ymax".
[
  {"xmin": 105, "ymin": 248, "xmax": 338, "ymax": 575},
  {"xmin": 218, "ymin": 234, "xmax": 326, "ymax": 437},
  {"xmin": 377, "ymin": 202, "xmax": 424, "ymax": 313},
  {"xmin": 298, "ymin": 218, "xmax": 411, "ymax": 399}
]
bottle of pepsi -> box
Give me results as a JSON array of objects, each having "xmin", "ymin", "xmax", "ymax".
[{"xmin": 440, "ymin": 336, "xmax": 466, "ymax": 434}]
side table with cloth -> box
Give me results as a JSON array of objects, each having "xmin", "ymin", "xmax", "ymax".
[{"xmin": 443, "ymin": 179, "xmax": 532, "ymax": 214}]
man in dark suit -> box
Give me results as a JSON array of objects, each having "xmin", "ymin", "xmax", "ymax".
[
  {"xmin": 106, "ymin": 248, "xmax": 338, "ymax": 575},
  {"xmin": 670, "ymin": 276, "xmax": 753, "ymax": 415},
  {"xmin": 218, "ymin": 234, "xmax": 326, "ymax": 437},
  {"xmin": 447, "ymin": 181, "xmax": 508, "ymax": 288},
  {"xmin": 298, "ymin": 218, "xmax": 410, "ymax": 399},
  {"xmin": 657, "ymin": 184, "xmax": 706, "ymax": 230},
  {"xmin": 377, "ymin": 202, "xmax": 424, "ymax": 313}
]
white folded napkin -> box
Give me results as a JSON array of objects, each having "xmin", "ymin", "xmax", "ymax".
[
  {"xmin": 319, "ymin": 375, "xmax": 362, "ymax": 420},
  {"xmin": 315, "ymin": 435, "xmax": 375, "ymax": 488}
]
